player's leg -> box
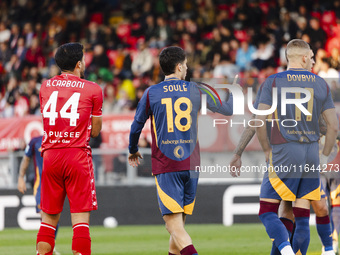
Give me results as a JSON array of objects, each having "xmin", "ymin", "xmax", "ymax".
[
  {"xmin": 65, "ymin": 149, "xmax": 98, "ymax": 255},
  {"xmin": 71, "ymin": 212, "xmax": 91, "ymax": 255},
  {"xmin": 259, "ymin": 198, "xmax": 294, "ymax": 255},
  {"xmin": 180, "ymin": 174, "xmax": 198, "ymax": 255},
  {"xmin": 168, "ymin": 214, "xmax": 190, "ymax": 255},
  {"xmin": 37, "ymin": 212, "xmax": 60, "ymax": 255},
  {"xmin": 270, "ymin": 201, "xmax": 295, "ymax": 255},
  {"xmin": 320, "ymin": 174, "xmax": 332, "ymax": 254},
  {"xmin": 169, "ymin": 235, "xmax": 180, "ymax": 255},
  {"xmin": 35, "ymin": 178, "xmax": 61, "ymax": 255},
  {"xmin": 311, "ymin": 197, "xmax": 334, "ymax": 253},
  {"xmin": 330, "ymin": 179, "xmax": 340, "ymax": 254},
  {"xmin": 278, "ymin": 201, "xmax": 295, "ymax": 239},
  {"xmin": 294, "ymin": 143, "xmax": 323, "ymax": 255},
  {"xmin": 332, "ymin": 205, "xmax": 340, "ymax": 254},
  {"xmin": 259, "ymin": 144, "xmax": 300, "ymax": 255},
  {"xmin": 37, "ymin": 150, "xmax": 65, "ymax": 255},
  {"xmin": 292, "ymin": 199, "xmax": 312, "ymax": 255},
  {"xmin": 155, "ymin": 171, "xmax": 198, "ymax": 255},
  {"xmin": 164, "ymin": 213, "xmax": 197, "ymax": 254}
]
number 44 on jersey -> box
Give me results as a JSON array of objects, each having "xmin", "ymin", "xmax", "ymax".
[{"xmin": 43, "ymin": 91, "xmax": 80, "ymax": 126}]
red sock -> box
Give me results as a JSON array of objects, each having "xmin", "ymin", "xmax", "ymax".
[
  {"xmin": 72, "ymin": 223, "xmax": 91, "ymax": 255},
  {"xmin": 36, "ymin": 223, "xmax": 56, "ymax": 255},
  {"xmin": 180, "ymin": 244, "xmax": 198, "ymax": 255},
  {"xmin": 280, "ymin": 217, "xmax": 294, "ymax": 234},
  {"xmin": 169, "ymin": 253, "xmax": 176, "ymax": 255},
  {"xmin": 316, "ymin": 215, "xmax": 330, "ymax": 224}
]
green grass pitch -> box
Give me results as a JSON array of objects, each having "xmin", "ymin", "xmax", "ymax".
[{"xmin": 0, "ymin": 224, "xmax": 326, "ymax": 254}]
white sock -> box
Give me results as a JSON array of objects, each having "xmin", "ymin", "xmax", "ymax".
[
  {"xmin": 323, "ymin": 251, "xmax": 336, "ymax": 255},
  {"xmin": 333, "ymin": 240, "xmax": 339, "ymax": 253},
  {"xmin": 280, "ymin": 245, "xmax": 295, "ymax": 255}
]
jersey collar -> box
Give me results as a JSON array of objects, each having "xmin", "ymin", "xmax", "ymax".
[
  {"xmin": 287, "ymin": 68, "xmax": 307, "ymax": 71},
  {"xmin": 164, "ymin": 77, "xmax": 180, "ymax": 81},
  {"xmin": 60, "ymin": 73, "xmax": 79, "ymax": 78}
]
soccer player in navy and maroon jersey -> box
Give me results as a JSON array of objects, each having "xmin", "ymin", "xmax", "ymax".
[
  {"xmin": 128, "ymin": 46, "xmax": 234, "ymax": 255},
  {"xmin": 18, "ymin": 136, "xmax": 44, "ymax": 213},
  {"xmin": 18, "ymin": 135, "xmax": 60, "ymax": 255},
  {"xmin": 37, "ymin": 43, "xmax": 103, "ymax": 255},
  {"xmin": 229, "ymin": 83, "xmax": 337, "ymax": 255},
  {"xmin": 256, "ymin": 39, "xmax": 338, "ymax": 255}
]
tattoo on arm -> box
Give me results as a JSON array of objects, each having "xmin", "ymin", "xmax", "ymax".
[
  {"xmin": 233, "ymin": 127, "xmax": 256, "ymax": 156},
  {"xmin": 233, "ymin": 114, "xmax": 257, "ymax": 157}
]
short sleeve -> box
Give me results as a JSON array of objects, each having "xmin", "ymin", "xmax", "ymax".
[
  {"xmin": 253, "ymin": 83, "xmax": 264, "ymax": 109},
  {"xmin": 92, "ymin": 83, "xmax": 103, "ymax": 116},
  {"xmin": 259, "ymin": 77, "xmax": 276, "ymax": 107},
  {"xmin": 322, "ymin": 81, "xmax": 335, "ymax": 112},
  {"xmin": 25, "ymin": 139, "xmax": 34, "ymax": 158}
]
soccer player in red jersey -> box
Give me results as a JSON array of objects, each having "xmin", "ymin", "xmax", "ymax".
[{"xmin": 37, "ymin": 43, "xmax": 103, "ymax": 255}]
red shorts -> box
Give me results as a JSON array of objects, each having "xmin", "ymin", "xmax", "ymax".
[{"xmin": 41, "ymin": 148, "xmax": 98, "ymax": 214}]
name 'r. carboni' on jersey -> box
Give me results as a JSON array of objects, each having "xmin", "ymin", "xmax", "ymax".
[{"xmin": 46, "ymin": 79, "xmax": 85, "ymax": 88}]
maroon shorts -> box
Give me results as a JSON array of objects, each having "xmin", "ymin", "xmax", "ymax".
[{"xmin": 41, "ymin": 148, "xmax": 98, "ymax": 214}]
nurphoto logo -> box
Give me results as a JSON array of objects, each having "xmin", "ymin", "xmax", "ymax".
[{"xmin": 197, "ymin": 76, "xmax": 312, "ymax": 128}]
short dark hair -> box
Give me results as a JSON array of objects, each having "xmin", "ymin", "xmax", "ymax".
[
  {"xmin": 55, "ymin": 43, "xmax": 84, "ymax": 72},
  {"xmin": 159, "ymin": 46, "xmax": 186, "ymax": 75}
]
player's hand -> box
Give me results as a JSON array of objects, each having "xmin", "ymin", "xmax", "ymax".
[
  {"xmin": 232, "ymin": 74, "xmax": 242, "ymax": 90},
  {"xmin": 128, "ymin": 151, "xmax": 143, "ymax": 167},
  {"xmin": 17, "ymin": 176, "xmax": 27, "ymax": 194},
  {"xmin": 229, "ymin": 154, "xmax": 241, "ymax": 177}
]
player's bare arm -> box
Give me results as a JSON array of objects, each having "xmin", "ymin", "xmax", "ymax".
[
  {"xmin": 17, "ymin": 155, "xmax": 30, "ymax": 194},
  {"xmin": 233, "ymin": 119, "xmax": 256, "ymax": 157},
  {"xmin": 319, "ymin": 114, "xmax": 340, "ymax": 140},
  {"xmin": 91, "ymin": 116, "xmax": 102, "ymax": 138},
  {"xmin": 229, "ymin": 114, "xmax": 256, "ymax": 177},
  {"xmin": 321, "ymin": 108, "xmax": 338, "ymax": 161},
  {"xmin": 256, "ymin": 103, "xmax": 272, "ymax": 162}
]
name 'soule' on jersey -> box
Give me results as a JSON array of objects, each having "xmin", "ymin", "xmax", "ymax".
[
  {"xmin": 39, "ymin": 73, "xmax": 103, "ymax": 154},
  {"xmin": 129, "ymin": 77, "xmax": 234, "ymax": 175},
  {"xmin": 258, "ymin": 68, "xmax": 334, "ymax": 144}
]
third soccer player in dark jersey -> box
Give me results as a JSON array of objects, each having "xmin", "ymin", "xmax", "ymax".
[{"xmin": 256, "ymin": 39, "xmax": 338, "ymax": 255}]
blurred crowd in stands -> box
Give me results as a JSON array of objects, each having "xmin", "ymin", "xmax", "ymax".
[{"xmin": 1, "ymin": 0, "xmax": 340, "ymax": 118}]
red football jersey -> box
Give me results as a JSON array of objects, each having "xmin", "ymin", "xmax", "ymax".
[{"xmin": 39, "ymin": 73, "xmax": 103, "ymax": 153}]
